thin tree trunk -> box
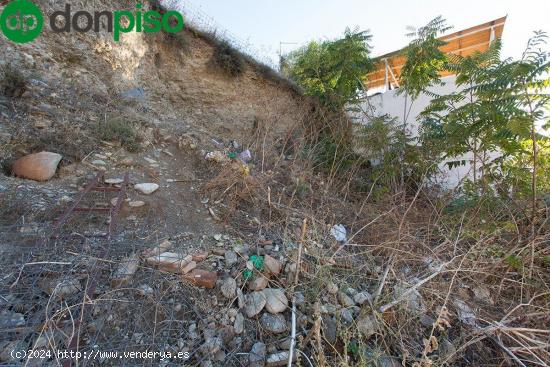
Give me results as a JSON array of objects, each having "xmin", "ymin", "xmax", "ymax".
[
  {"xmin": 524, "ymin": 88, "xmax": 537, "ymax": 235},
  {"xmin": 531, "ymin": 123, "xmax": 537, "ymax": 230},
  {"xmin": 473, "ymin": 140, "xmax": 478, "ymax": 185}
]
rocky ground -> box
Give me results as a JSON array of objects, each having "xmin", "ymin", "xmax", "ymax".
[
  {"xmin": 3, "ymin": 2, "xmax": 547, "ymax": 366},
  {"xmin": 0, "ymin": 132, "xmax": 470, "ymax": 367},
  {"xmin": 0, "ymin": 127, "xmax": 396, "ymax": 367}
]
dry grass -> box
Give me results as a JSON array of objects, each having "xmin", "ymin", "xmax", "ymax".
[
  {"xmin": 94, "ymin": 119, "xmax": 142, "ymax": 153},
  {"xmin": 199, "ymin": 115, "xmax": 550, "ymax": 366},
  {"xmin": 211, "ymin": 41, "xmax": 247, "ymax": 77}
]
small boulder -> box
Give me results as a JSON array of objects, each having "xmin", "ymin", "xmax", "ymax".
[
  {"xmin": 105, "ymin": 178, "xmax": 124, "ymax": 184},
  {"xmin": 338, "ymin": 291, "xmax": 355, "ymax": 308},
  {"xmin": 134, "ymin": 183, "xmax": 159, "ymax": 195},
  {"xmin": 137, "ymin": 284, "xmax": 154, "ymax": 297},
  {"xmin": 0, "ymin": 311, "xmax": 25, "ymax": 329},
  {"xmin": 142, "ymin": 240, "xmax": 172, "ymax": 257},
  {"xmin": 220, "ymin": 277, "xmax": 237, "ymax": 299},
  {"xmin": 321, "ymin": 304, "xmax": 337, "ymax": 315},
  {"xmin": 266, "ymin": 351, "xmax": 296, "ymax": 367},
  {"xmin": 91, "ymin": 159, "xmax": 106, "ymax": 166},
  {"xmin": 322, "ymin": 315, "xmax": 337, "ymax": 344},
  {"xmin": 129, "ymin": 200, "xmax": 146, "ymax": 208},
  {"xmin": 357, "ymin": 314, "xmax": 378, "ymax": 339},
  {"xmin": 454, "ymin": 299, "xmax": 477, "ymax": 326},
  {"xmin": 244, "ymin": 291, "xmax": 267, "ymax": 318},
  {"xmin": 181, "ymin": 261, "xmax": 197, "ymax": 274},
  {"xmin": 376, "ymin": 356, "xmax": 402, "ymax": 367},
  {"xmin": 237, "ymin": 288, "xmax": 245, "ymax": 309},
  {"xmin": 39, "ymin": 278, "xmax": 80, "ymax": 298},
  {"xmin": 201, "ymin": 336, "xmax": 223, "ymax": 356},
  {"xmin": 394, "ymin": 284, "xmax": 426, "ymax": 314},
  {"xmin": 224, "ymin": 250, "xmax": 238, "ymax": 267},
  {"xmin": 234, "ymin": 312, "xmax": 245, "ymax": 334},
  {"xmin": 249, "ymin": 342, "xmax": 266, "ymax": 367},
  {"xmin": 339, "ymin": 308, "xmax": 354, "ymax": 324},
  {"xmin": 354, "ymin": 291, "xmax": 373, "ymax": 306},
  {"xmin": 263, "ymin": 288, "xmax": 288, "ymax": 314},
  {"xmin": 192, "ymin": 251, "xmax": 209, "ymax": 262},
  {"xmin": 327, "ymin": 281, "xmax": 338, "ymax": 295},
  {"xmin": 145, "ymin": 252, "xmax": 193, "ymax": 274},
  {"xmin": 12, "ymin": 152, "xmax": 62, "ymax": 181},
  {"xmin": 111, "ymin": 254, "xmax": 140, "ymax": 287},
  {"xmin": 249, "ymin": 275, "xmax": 269, "ymax": 291},
  {"xmin": 264, "ymin": 255, "xmax": 282, "ymax": 275},
  {"xmin": 260, "ymin": 313, "xmax": 287, "ymax": 334}
]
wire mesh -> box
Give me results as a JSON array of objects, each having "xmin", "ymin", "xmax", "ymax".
[
  {"xmin": 161, "ymin": 0, "xmax": 277, "ymax": 68},
  {"xmin": 0, "ymin": 174, "xmax": 250, "ymax": 366}
]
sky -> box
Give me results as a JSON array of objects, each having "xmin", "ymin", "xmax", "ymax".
[{"xmin": 183, "ymin": 0, "xmax": 550, "ymax": 65}]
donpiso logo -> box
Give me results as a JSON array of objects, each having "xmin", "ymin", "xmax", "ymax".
[
  {"xmin": 1, "ymin": 1, "xmax": 184, "ymax": 43},
  {"xmin": 0, "ymin": 0, "xmax": 43, "ymax": 43}
]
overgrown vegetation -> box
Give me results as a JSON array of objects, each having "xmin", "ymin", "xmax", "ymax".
[
  {"xmin": 284, "ymin": 29, "xmax": 374, "ymax": 175},
  {"xmin": 420, "ymin": 30, "xmax": 550, "ymax": 233},
  {"xmin": 94, "ymin": 119, "xmax": 141, "ymax": 152},
  {"xmin": 277, "ymin": 18, "xmax": 550, "ymax": 366},
  {"xmin": 212, "ymin": 41, "xmax": 247, "ymax": 77},
  {"xmin": 0, "ymin": 64, "xmax": 26, "ymax": 98},
  {"xmin": 165, "ymin": 32, "xmax": 191, "ymax": 53}
]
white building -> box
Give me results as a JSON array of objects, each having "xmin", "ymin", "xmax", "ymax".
[{"xmin": 354, "ymin": 17, "xmax": 507, "ymax": 189}]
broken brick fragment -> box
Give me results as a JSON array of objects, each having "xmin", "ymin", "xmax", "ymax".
[
  {"xmin": 192, "ymin": 251, "xmax": 209, "ymax": 262},
  {"xmin": 145, "ymin": 252, "xmax": 193, "ymax": 274},
  {"xmin": 111, "ymin": 254, "xmax": 140, "ymax": 288},
  {"xmin": 182, "ymin": 269, "xmax": 218, "ymax": 289},
  {"xmin": 142, "ymin": 240, "xmax": 172, "ymax": 257}
]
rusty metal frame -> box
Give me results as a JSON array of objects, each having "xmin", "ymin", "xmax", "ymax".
[{"xmin": 52, "ymin": 172, "xmax": 129, "ymax": 367}]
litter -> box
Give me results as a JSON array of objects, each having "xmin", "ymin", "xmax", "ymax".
[
  {"xmin": 330, "ymin": 224, "xmax": 347, "ymax": 242},
  {"xmin": 238, "ymin": 149, "xmax": 252, "ymax": 163}
]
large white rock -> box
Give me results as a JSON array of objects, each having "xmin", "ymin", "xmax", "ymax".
[
  {"xmin": 263, "ymin": 288, "xmax": 288, "ymax": 314},
  {"xmin": 244, "ymin": 291, "xmax": 266, "ymax": 318},
  {"xmin": 12, "ymin": 152, "xmax": 62, "ymax": 181},
  {"xmin": 134, "ymin": 183, "xmax": 159, "ymax": 195}
]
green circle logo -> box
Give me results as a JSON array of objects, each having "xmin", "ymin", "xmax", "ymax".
[{"xmin": 0, "ymin": 0, "xmax": 43, "ymax": 43}]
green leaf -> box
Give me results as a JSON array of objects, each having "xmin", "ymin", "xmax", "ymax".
[
  {"xmin": 505, "ymin": 255, "xmax": 523, "ymax": 272},
  {"xmin": 507, "ymin": 116, "xmax": 533, "ymax": 138}
]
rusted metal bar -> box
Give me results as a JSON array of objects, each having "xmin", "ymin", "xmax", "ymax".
[
  {"xmin": 73, "ymin": 207, "xmax": 112, "ymax": 212},
  {"xmin": 62, "ymin": 172, "xmax": 129, "ymax": 367},
  {"xmin": 51, "ymin": 172, "xmax": 104, "ymax": 231},
  {"xmin": 90, "ymin": 187, "xmax": 122, "ymax": 192},
  {"xmin": 106, "ymin": 172, "xmax": 129, "ymax": 241}
]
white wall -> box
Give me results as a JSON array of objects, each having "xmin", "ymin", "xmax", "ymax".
[{"xmin": 352, "ymin": 75, "xmax": 498, "ymax": 189}]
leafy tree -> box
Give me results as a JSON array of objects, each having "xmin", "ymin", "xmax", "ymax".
[
  {"xmin": 399, "ymin": 16, "xmax": 452, "ymax": 99},
  {"xmin": 420, "ymin": 40, "xmax": 512, "ymax": 185},
  {"xmin": 420, "ymin": 32, "xmax": 550, "ymax": 229},
  {"xmin": 488, "ymin": 31, "xmax": 550, "ymax": 225},
  {"xmin": 383, "ymin": 16, "xmax": 452, "ymax": 193},
  {"xmin": 356, "ymin": 115, "xmax": 431, "ymax": 193},
  {"xmin": 285, "ymin": 28, "xmax": 373, "ymax": 110},
  {"xmin": 285, "ymin": 28, "xmax": 373, "ymax": 175}
]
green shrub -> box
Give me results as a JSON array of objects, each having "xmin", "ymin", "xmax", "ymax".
[
  {"xmin": 95, "ymin": 120, "xmax": 141, "ymax": 152},
  {"xmin": 212, "ymin": 41, "xmax": 246, "ymax": 77},
  {"xmin": 1, "ymin": 65, "xmax": 26, "ymax": 98}
]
